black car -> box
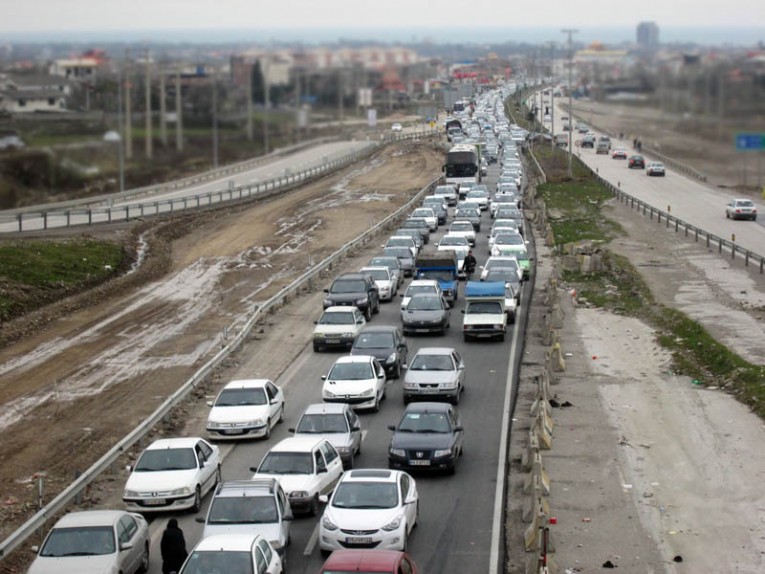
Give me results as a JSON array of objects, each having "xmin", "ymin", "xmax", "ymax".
[
  {"xmin": 350, "ymin": 325, "xmax": 408, "ymax": 379},
  {"xmin": 628, "ymin": 155, "xmax": 645, "ymax": 169},
  {"xmin": 323, "ymin": 273, "xmax": 380, "ymax": 320},
  {"xmin": 387, "ymin": 402, "xmax": 464, "ymax": 474},
  {"xmin": 453, "ymin": 207, "xmax": 481, "ymax": 232}
]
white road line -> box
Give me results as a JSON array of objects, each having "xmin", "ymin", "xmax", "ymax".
[
  {"xmin": 303, "ymin": 522, "xmax": 321, "ymax": 556},
  {"xmin": 489, "ymin": 307, "xmax": 523, "ymax": 574}
]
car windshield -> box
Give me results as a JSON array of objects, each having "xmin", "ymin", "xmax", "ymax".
[
  {"xmin": 181, "ymin": 551, "xmax": 254, "ymax": 574},
  {"xmin": 330, "ymin": 280, "xmax": 366, "ymax": 294},
  {"xmin": 737, "ymin": 200, "xmax": 755, "ymax": 207},
  {"xmin": 440, "ymin": 236, "xmax": 468, "ymax": 246},
  {"xmin": 455, "ymin": 209, "xmax": 478, "ymax": 218},
  {"xmin": 406, "ymin": 285, "xmax": 437, "ymax": 297},
  {"xmin": 135, "ymin": 447, "xmax": 196, "ymax": 471},
  {"xmin": 207, "ymin": 496, "xmax": 278, "ymax": 524},
  {"xmin": 319, "ymin": 312, "xmax": 355, "ymax": 325},
  {"xmin": 387, "ymin": 238, "xmax": 412, "ymax": 248},
  {"xmin": 258, "ymin": 452, "xmax": 313, "ymax": 475},
  {"xmin": 467, "ymin": 191, "xmax": 487, "ymax": 199},
  {"xmin": 369, "ymin": 258, "xmax": 398, "ymax": 271},
  {"xmin": 486, "ymin": 270, "xmax": 520, "ymax": 284},
  {"xmin": 296, "ymin": 413, "xmax": 349, "ymax": 434},
  {"xmin": 407, "ymin": 296, "xmax": 442, "ymax": 311},
  {"xmin": 450, "ymin": 223, "xmax": 473, "ymax": 232},
  {"xmin": 412, "ymin": 209, "xmax": 433, "ymax": 217},
  {"xmin": 40, "ymin": 526, "xmax": 115, "ymax": 557},
  {"xmin": 409, "ymin": 354, "xmax": 454, "ymax": 371},
  {"xmin": 495, "ymin": 234, "xmax": 523, "ymax": 246},
  {"xmin": 487, "ymin": 259, "xmax": 519, "ymax": 272},
  {"xmin": 215, "ymin": 387, "xmax": 267, "ymax": 407},
  {"xmin": 328, "ymin": 362, "xmax": 375, "ymax": 381},
  {"xmin": 354, "ymin": 332, "xmax": 394, "ymax": 349},
  {"xmin": 467, "ymin": 301, "xmax": 504, "ymax": 314},
  {"xmin": 365, "ymin": 269, "xmax": 390, "ymax": 281},
  {"xmin": 384, "ymin": 248, "xmax": 412, "ymax": 259},
  {"xmin": 397, "ymin": 412, "xmax": 452, "ymax": 433},
  {"xmin": 418, "ymin": 270, "xmax": 452, "ymax": 281},
  {"xmin": 331, "ymin": 482, "xmax": 399, "ymax": 509}
]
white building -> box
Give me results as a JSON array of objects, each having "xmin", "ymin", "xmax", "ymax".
[{"xmin": 0, "ymin": 74, "xmax": 70, "ymax": 113}]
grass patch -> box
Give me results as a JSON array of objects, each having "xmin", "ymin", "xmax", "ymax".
[{"xmin": 0, "ymin": 239, "xmax": 125, "ymax": 322}]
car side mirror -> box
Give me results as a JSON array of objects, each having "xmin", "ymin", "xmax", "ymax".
[
  {"xmin": 249, "ymin": 466, "xmax": 259, "ymax": 472},
  {"xmin": 319, "ymin": 494, "xmax": 329, "ymax": 503},
  {"xmin": 323, "ymin": 288, "xmax": 329, "ymax": 293},
  {"xmin": 284, "ymin": 512, "xmax": 294, "ymax": 521},
  {"xmin": 378, "ymin": 372, "xmax": 385, "ymax": 379},
  {"xmin": 313, "ymin": 320, "xmax": 318, "ymax": 325},
  {"xmin": 317, "ymin": 465, "xmax": 327, "ymax": 474},
  {"xmin": 351, "ymin": 425, "xmax": 361, "ymax": 431},
  {"xmin": 404, "ymin": 495, "xmax": 417, "ymax": 505},
  {"xmin": 31, "ymin": 545, "xmax": 39, "ymax": 553},
  {"xmin": 460, "ymin": 310, "xmax": 465, "ymax": 314},
  {"xmin": 125, "ymin": 464, "xmax": 133, "ymax": 473},
  {"xmin": 270, "ymin": 399, "xmax": 279, "ymax": 405},
  {"xmin": 458, "ymin": 364, "xmax": 465, "ymax": 370},
  {"xmin": 454, "ymin": 425, "xmax": 464, "ymax": 432},
  {"xmin": 387, "ymin": 424, "xmax": 397, "ymax": 431},
  {"xmin": 206, "ymin": 400, "xmax": 214, "ymax": 407},
  {"xmin": 119, "ymin": 542, "xmax": 133, "ymax": 552},
  {"xmin": 195, "ymin": 516, "xmax": 206, "ymax": 523},
  {"xmin": 321, "ymin": 375, "xmax": 327, "ymax": 380}
]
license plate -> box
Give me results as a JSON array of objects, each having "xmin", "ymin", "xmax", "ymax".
[
  {"xmin": 416, "ymin": 328, "xmax": 430, "ymax": 333},
  {"xmin": 419, "ymin": 388, "xmax": 439, "ymax": 393},
  {"xmin": 143, "ymin": 498, "xmax": 167, "ymax": 506},
  {"xmin": 345, "ymin": 537, "xmax": 373, "ymax": 544},
  {"xmin": 222, "ymin": 429, "xmax": 245, "ymax": 435},
  {"xmin": 409, "ymin": 460, "xmax": 431, "ymax": 466}
]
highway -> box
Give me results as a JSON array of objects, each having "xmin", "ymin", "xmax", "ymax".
[
  {"xmin": 534, "ymin": 93, "xmax": 765, "ymax": 256},
  {"xmin": 138, "ymin": 155, "xmax": 530, "ymax": 574}
]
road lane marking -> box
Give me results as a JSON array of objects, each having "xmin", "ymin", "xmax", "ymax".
[{"xmin": 304, "ymin": 522, "xmax": 321, "ymax": 555}]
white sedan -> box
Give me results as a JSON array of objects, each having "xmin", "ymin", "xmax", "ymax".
[
  {"xmin": 123, "ymin": 437, "xmax": 221, "ymax": 513},
  {"xmin": 448, "ymin": 220, "xmax": 476, "ymax": 246},
  {"xmin": 27, "ymin": 510, "xmax": 150, "ymax": 574},
  {"xmin": 313, "ymin": 306, "xmax": 367, "ymax": 351},
  {"xmin": 179, "ymin": 534, "xmax": 283, "ymax": 574},
  {"xmin": 410, "ymin": 208, "xmax": 438, "ymax": 231},
  {"xmin": 360, "ymin": 266, "xmax": 398, "ymax": 301},
  {"xmin": 206, "ymin": 379, "xmax": 285, "ymax": 441},
  {"xmin": 322, "ymin": 355, "xmax": 388, "ymax": 412},
  {"xmin": 319, "ymin": 469, "xmax": 419, "ymax": 554}
]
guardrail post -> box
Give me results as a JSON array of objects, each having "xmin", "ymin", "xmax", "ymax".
[
  {"xmin": 126, "ymin": 206, "xmax": 130, "ymax": 222},
  {"xmin": 154, "ymin": 201, "xmax": 159, "ymax": 215},
  {"xmin": 718, "ymin": 239, "xmax": 723, "ymax": 253},
  {"xmin": 43, "ymin": 212, "xmax": 48, "ymax": 230},
  {"xmin": 745, "ymin": 251, "xmax": 750, "ymax": 267},
  {"xmin": 140, "ymin": 204, "xmax": 144, "ymax": 217},
  {"xmin": 760, "ymin": 259, "xmax": 764, "ymax": 274},
  {"xmin": 183, "ymin": 198, "xmax": 188, "ymax": 210},
  {"xmin": 706, "ymin": 234, "xmax": 710, "ymax": 248},
  {"xmin": 170, "ymin": 200, "xmax": 175, "ymax": 214},
  {"xmin": 66, "ymin": 211, "xmax": 71, "ymax": 227},
  {"xmin": 107, "ymin": 208, "xmax": 112, "ymax": 223},
  {"xmin": 218, "ymin": 191, "xmax": 223, "ymax": 203}
]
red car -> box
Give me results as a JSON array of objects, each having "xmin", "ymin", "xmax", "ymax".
[
  {"xmin": 319, "ymin": 550, "xmax": 419, "ymax": 574},
  {"xmin": 611, "ymin": 147, "xmax": 628, "ymax": 159},
  {"xmin": 628, "ymin": 155, "xmax": 645, "ymax": 169}
]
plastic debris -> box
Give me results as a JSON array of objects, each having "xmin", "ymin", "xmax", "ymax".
[{"xmin": 602, "ymin": 560, "xmax": 616, "ymax": 568}]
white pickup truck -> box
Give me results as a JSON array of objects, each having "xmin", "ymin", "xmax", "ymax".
[{"xmin": 461, "ymin": 281, "xmax": 508, "ymax": 342}]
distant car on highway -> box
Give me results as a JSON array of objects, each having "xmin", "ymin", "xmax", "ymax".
[
  {"xmin": 313, "ymin": 306, "xmax": 367, "ymax": 351},
  {"xmin": 611, "ymin": 147, "xmax": 628, "ymax": 159},
  {"xmin": 628, "ymin": 155, "xmax": 645, "ymax": 169},
  {"xmin": 206, "ymin": 379, "xmax": 285, "ymax": 441},
  {"xmin": 403, "ymin": 347, "xmax": 465, "ymax": 405},
  {"xmin": 646, "ymin": 161, "xmax": 666, "ymax": 177},
  {"xmin": 391, "ymin": 123, "xmax": 403, "ymax": 132},
  {"xmin": 725, "ymin": 198, "xmax": 757, "ymax": 221}
]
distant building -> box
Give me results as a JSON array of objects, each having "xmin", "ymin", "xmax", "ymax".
[
  {"xmin": 0, "ymin": 73, "xmax": 70, "ymax": 113},
  {"xmin": 637, "ymin": 22, "xmax": 660, "ymax": 52}
]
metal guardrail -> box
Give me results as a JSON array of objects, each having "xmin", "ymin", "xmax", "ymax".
[
  {"xmin": 0, "ymin": 165, "xmax": 442, "ymax": 561},
  {"xmin": 1, "ymin": 131, "xmax": 437, "ymax": 233}
]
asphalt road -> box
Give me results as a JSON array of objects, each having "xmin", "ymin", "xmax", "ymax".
[{"xmin": 140, "ymin": 155, "xmax": 531, "ymax": 574}]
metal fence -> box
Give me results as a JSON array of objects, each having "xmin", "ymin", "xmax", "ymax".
[{"xmin": 0, "ymin": 166, "xmax": 442, "ymax": 561}]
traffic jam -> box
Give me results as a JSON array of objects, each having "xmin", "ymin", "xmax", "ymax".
[{"xmin": 25, "ymin": 84, "xmax": 531, "ymax": 574}]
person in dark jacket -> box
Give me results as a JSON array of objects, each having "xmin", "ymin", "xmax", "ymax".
[{"xmin": 161, "ymin": 518, "xmax": 188, "ymax": 574}]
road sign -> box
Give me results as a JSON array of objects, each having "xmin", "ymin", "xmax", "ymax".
[{"xmin": 735, "ymin": 133, "xmax": 765, "ymax": 151}]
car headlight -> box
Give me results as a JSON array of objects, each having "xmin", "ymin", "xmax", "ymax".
[
  {"xmin": 385, "ymin": 353, "xmax": 397, "ymax": 364},
  {"xmin": 341, "ymin": 332, "xmax": 354, "ymax": 338},
  {"xmin": 441, "ymin": 380, "xmax": 457, "ymax": 389},
  {"xmin": 494, "ymin": 324, "xmax": 504, "ymax": 330},
  {"xmin": 123, "ymin": 489, "xmax": 140, "ymax": 498},
  {"xmin": 390, "ymin": 448, "xmax": 406, "ymax": 457},
  {"xmin": 355, "ymin": 297, "xmax": 368, "ymax": 306},
  {"xmin": 324, "ymin": 390, "xmax": 337, "ymax": 398},
  {"xmin": 381, "ymin": 515, "xmax": 403, "ymax": 532},
  {"xmin": 335, "ymin": 446, "xmax": 351, "ymax": 454},
  {"xmin": 361, "ymin": 387, "xmax": 375, "ymax": 397},
  {"xmin": 313, "ymin": 333, "xmax": 325, "ymax": 339},
  {"xmin": 402, "ymin": 382, "xmax": 415, "ymax": 389},
  {"xmin": 170, "ymin": 486, "xmax": 193, "ymax": 496},
  {"xmin": 289, "ymin": 491, "xmax": 309, "ymax": 499},
  {"xmin": 434, "ymin": 449, "xmax": 452, "ymax": 457},
  {"xmin": 322, "ymin": 515, "xmax": 338, "ymax": 530},
  {"xmin": 245, "ymin": 419, "xmax": 264, "ymax": 427},
  {"xmin": 323, "ymin": 298, "xmax": 333, "ymax": 307}
]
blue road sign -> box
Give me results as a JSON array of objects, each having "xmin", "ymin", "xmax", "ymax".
[{"xmin": 735, "ymin": 133, "xmax": 765, "ymax": 151}]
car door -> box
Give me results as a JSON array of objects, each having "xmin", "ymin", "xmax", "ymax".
[
  {"xmin": 399, "ymin": 473, "xmax": 418, "ymax": 533},
  {"xmin": 256, "ymin": 538, "xmax": 280, "ymax": 573},
  {"xmin": 372, "ymin": 358, "xmax": 387, "ymax": 393},
  {"xmin": 265, "ymin": 382, "xmax": 283, "ymax": 423},
  {"xmin": 449, "ymin": 407, "xmax": 464, "ymax": 453},
  {"xmin": 452, "ymin": 351, "xmax": 465, "ymax": 389},
  {"xmin": 276, "ymin": 485, "xmax": 292, "ymax": 545},
  {"xmin": 395, "ymin": 330, "xmax": 408, "ymax": 366},
  {"xmin": 116, "ymin": 515, "xmax": 140, "ymax": 573},
  {"xmin": 346, "ymin": 408, "xmax": 362, "ymax": 453},
  {"xmin": 354, "ymin": 309, "xmax": 367, "ymax": 333},
  {"xmin": 195, "ymin": 440, "xmax": 217, "ymax": 493},
  {"xmin": 319, "ymin": 441, "xmax": 344, "ymax": 491}
]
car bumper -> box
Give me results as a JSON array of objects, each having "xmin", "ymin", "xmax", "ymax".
[
  {"xmin": 123, "ymin": 492, "xmax": 197, "ymax": 513},
  {"xmin": 206, "ymin": 423, "xmax": 270, "ymax": 440},
  {"xmin": 388, "ymin": 453, "xmax": 457, "ymax": 472},
  {"xmin": 402, "ymin": 321, "xmax": 447, "ymax": 334},
  {"xmin": 403, "ymin": 387, "xmax": 460, "ymax": 402},
  {"xmin": 323, "ymin": 395, "xmax": 378, "ymax": 410},
  {"xmin": 320, "ymin": 523, "xmax": 407, "ymax": 552},
  {"xmin": 463, "ymin": 326, "xmax": 505, "ymax": 338},
  {"xmin": 314, "ymin": 336, "xmax": 356, "ymax": 350},
  {"xmin": 288, "ymin": 493, "xmax": 318, "ymax": 513}
]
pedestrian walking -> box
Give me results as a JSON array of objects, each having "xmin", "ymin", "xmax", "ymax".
[{"xmin": 161, "ymin": 518, "xmax": 188, "ymax": 574}]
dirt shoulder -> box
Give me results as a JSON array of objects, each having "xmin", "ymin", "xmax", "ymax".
[{"xmin": 0, "ymin": 139, "xmax": 446, "ymax": 570}]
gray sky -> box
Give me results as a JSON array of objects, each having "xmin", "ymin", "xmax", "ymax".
[{"xmin": 1, "ymin": 0, "xmax": 763, "ymax": 32}]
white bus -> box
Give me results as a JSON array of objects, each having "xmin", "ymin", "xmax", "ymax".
[{"xmin": 443, "ymin": 143, "xmax": 479, "ymax": 193}]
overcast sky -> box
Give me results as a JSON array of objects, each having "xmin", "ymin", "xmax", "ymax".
[{"xmin": 1, "ymin": 0, "xmax": 763, "ymax": 33}]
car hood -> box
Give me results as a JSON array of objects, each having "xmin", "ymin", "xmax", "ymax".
[
  {"xmin": 203, "ymin": 521, "xmax": 282, "ymax": 543},
  {"xmin": 314, "ymin": 325, "xmax": 357, "ymax": 336},
  {"xmin": 326, "ymin": 293, "xmax": 366, "ymax": 302},
  {"xmin": 27, "ymin": 554, "xmax": 116, "ymax": 574},
  {"xmin": 403, "ymin": 310, "xmax": 446, "ymax": 322},
  {"xmin": 391, "ymin": 432, "xmax": 455, "ymax": 450},
  {"xmin": 208, "ymin": 405, "xmax": 268, "ymax": 425},
  {"xmin": 351, "ymin": 347, "xmax": 394, "ymax": 361},
  {"xmin": 125, "ymin": 469, "xmax": 198, "ymax": 493},
  {"xmin": 324, "ymin": 379, "xmax": 378, "ymax": 396},
  {"xmin": 325, "ymin": 505, "xmax": 403, "ymax": 530},
  {"xmin": 404, "ymin": 370, "xmax": 458, "ymax": 385}
]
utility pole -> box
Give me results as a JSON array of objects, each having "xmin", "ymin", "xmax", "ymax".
[
  {"xmin": 549, "ymin": 42, "xmax": 555, "ymax": 150},
  {"xmin": 159, "ymin": 70, "xmax": 167, "ymax": 146},
  {"xmin": 338, "ymin": 68, "xmax": 344, "ymax": 125},
  {"xmin": 124, "ymin": 49, "xmax": 133, "ymax": 160},
  {"xmin": 263, "ymin": 54, "xmax": 270, "ymax": 154},
  {"xmin": 562, "ymin": 28, "xmax": 578, "ymax": 177},
  {"xmin": 175, "ymin": 68, "xmax": 184, "ymax": 152},
  {"xmin": 294, "ymin": 66, "xmax": 301, "ymax": 143},
  {"xmin": 246, "ymin": 61, "xmax": 254, "ymax": 142},
  {"xmin": 212, "ymin": 66, "xmax": 219, "ymax": 169},
  {"xmin": 116, "ymin": 67, "xmax": 125, "ymax": 194},
  {"xmin": 144, "ymin": 48, "xmax": 153, "ymax": 160}
]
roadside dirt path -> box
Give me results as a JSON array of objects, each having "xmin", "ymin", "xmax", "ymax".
[{"xmin": 0, "ymin": 140, "xmax": 445, "ymax": 562}]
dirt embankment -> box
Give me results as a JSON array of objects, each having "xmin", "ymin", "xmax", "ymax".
[{"xmin": 0, "ymin": 139, "xmax": 445, "ymax": 571}]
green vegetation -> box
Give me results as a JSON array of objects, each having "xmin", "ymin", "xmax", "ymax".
[
  {"xmin": 529, "ymin": 121, "xmax": 765, "ymax": 420},
  {"xmin": 0, "ymin": 239, "xmax": 125, "ymax": 322}
]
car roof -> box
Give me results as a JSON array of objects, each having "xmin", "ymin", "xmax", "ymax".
[
  {"xmin": 404, "ymin": 402, "xmax": 452, "ymax": 414},
  {"xmin": 341, "ymin": 468, "xmax": 400, "ymax": 484},
  {"xmin": 407, "ymin": 280, "xmax": 439, "ymax": 287},
  {"xmin": 412, "ymin": 347, "xmax": 455, "ymax": 356},
  {"xmin": 335, "ymin": 273, "xmax": 368, "ymax": 280},
  {"xmin": 321, "ymin": 549, "xmax": 408, "ymax": 571},
  {"xmin": 194, "ymin": 533, "xmax": 261, "ymax": 552},
  {"xmin": 302, "ymin": 402, "xmax": 350, "ymax": 415},
  {"xmin": 269, "ymin": 435, "xmax": 329, "ymax": 453},
  {"xmin": 53, "ymin": 510, "xmax": 126, "ymax": 528},
  {"xmin": 334, "ymin": 355, "xmax": 375, "ymax": 364},
  {"xmin": 323, "ymin": 306, "xmax": 359, "ymax": 313},
  {"xmin": 222, "ymin": 379, "xmax": 272, "ymax": 390},
  {"xmin": 358, "ymin": 325, "xmax": 400, "ymax": 334},
  {"xmin": 146, "ymin": 437, "xmax": 203, "ymax": 450},
  {"xmin": 360, "ymin": 266, "xmax": 390, "ymax": 274},
  {"xmin": 214, "ymin": 478, "xmax": 279, "ymax": 498}
]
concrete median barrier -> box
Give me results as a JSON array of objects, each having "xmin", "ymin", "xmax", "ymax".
[
  {"xmin": 533, "ymin": 408, "xmax": 553, "ymax": 450},
  {"xmin": 523, "ymin": 474, "xmax": 551, "ymax": 523},
  {"xmin": 524, "ymin": 504, "xmax": 555, "ymax": 552},
  {"xmin": 524, "ymin": 451, "xmax": 551, "ymax": 497}
]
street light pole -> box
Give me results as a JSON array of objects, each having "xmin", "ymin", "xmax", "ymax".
[
  {"xmin": 212, "ymin": 66, "xmax": 219, "ymax": 169},
  {"xmin": 562, "ymin": 28, "xmax": 578, "ymax": 177},
  {"xmin": 116, "ymin": 71, "xmax": 125, "ymax": 194}
]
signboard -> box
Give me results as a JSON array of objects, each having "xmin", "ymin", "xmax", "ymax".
[
  {"xmin": 367, "ymin": 108, "xmax": 377, "ymax": 127},
  {"xmin": 358, "ymin": 88, "xmax": 373, "ymax": 107},
  {"xmin": 736, "ymin": 133, "xmax": 765, "ymax": 151}
]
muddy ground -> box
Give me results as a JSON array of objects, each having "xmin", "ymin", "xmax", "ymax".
[{"xmin": 0, "ymin": 139, "xmax": 445, "ymax": 571}]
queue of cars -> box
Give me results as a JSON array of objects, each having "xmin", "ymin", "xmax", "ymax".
[{"xmin": 28, "ymin": 86, "xmax": 529, "ymax": 574}]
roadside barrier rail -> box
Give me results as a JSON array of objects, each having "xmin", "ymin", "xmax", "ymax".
[{"xmin": 0, "ymin": 170, "xmax": 442, "ymax": 561}]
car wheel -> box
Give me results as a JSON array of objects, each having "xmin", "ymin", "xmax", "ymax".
[
  {"xmin": 281, "ymin": 550, "xmax": 287, "ymax": 574},
  {"xmin": 499, "ymin": 332, "xmax": 505, "ymax": 342},
  {"xmin": 313, "ymin": 343, "xmax": 321, "ymax": 352},
  {"xmin": 278, "ymin": 404, "xmax": 285, "ymax": 423},
  {"xmin": 309, "ymin": 494, "xmax": 320, "ymax": 516},
  {"xmin": 264, "ymin": 419, "xmax": 272, "ymax": 439},
  {"xmin": 213, "ymin": 465, "xmax": 222, "ymax": 488},
  {"xmin": 373, "ymin": 298, "xmax": 381, "ymax": 315},
  {"xmin": 372, "ymin": 394, "xmax": 381, "ymax": 413},
  {"xmin": 138, "ymin": 543, "xmax": 150, "ymax": 573},
  {"xmin": 403, "ymin": 394, "xmax": 411, "ymax": 405},
  {"xmin": 451, "ymin": 390, "xmax": 460, "ymax": 406},
  {"xmin": 393, "ymin": 361, "xmax": 401, "ymax": 379},
  {"xmin": 191, "ymin": 486, "xmax": 202, "ymax": 513},
  {"xmin": 320, "ymin": 548, "xmax": 332, "ymax": 558},
  {"xmin": 463, "ymin": 333, "xmax": 470, "ymax": 342},
  {"xmin": 364, "ymin": 306, "xmax": 372, "ymax": 321}
]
